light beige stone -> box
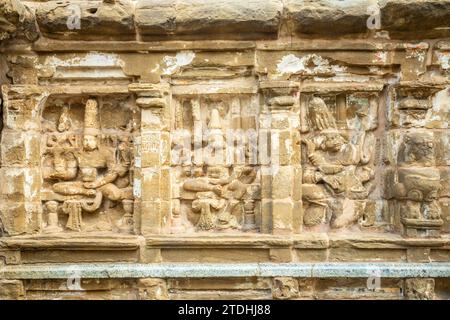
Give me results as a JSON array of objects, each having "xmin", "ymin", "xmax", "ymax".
[{"xmin": 0, "ymin": 0, "xmax": 448, "ymax": 301}]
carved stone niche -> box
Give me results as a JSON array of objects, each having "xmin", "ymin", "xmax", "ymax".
[
  {"xmin": 169, "ymin": 94, "xmax": 261, "ymax": 233},
  {"xmin": 390, "ymin": 132, "xmax": 443, "ymax": 238},
  {"xmin": 40, "ymin": 95, "xmax": 140, "ymax": 234},
  {"xmin": 390, "ymin": 82, "xmax": 446, "ymax": 128},
  {"xmin": 299, "ymin": 91, "xmax": 379, "ymax": 231}
]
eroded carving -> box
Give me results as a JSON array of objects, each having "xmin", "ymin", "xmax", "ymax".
[
  {"xmin": 404, "ymin": 278, "xmax": 435, "ymax": 300},
  {"xmin": 301, "ymin": 95, "xmax": 377, "ymax": 230},
  {"xmin": 393, "ymin": 132, "xmax": 443, "ymax": 237},
  {"xmin": 171, "ymin": 97, "xmax": 260, "ymax": 233},
  {"xmin": 41, "ymin": 97, "xmax": 138, "ymax": 233},
  {"xmin": 272, "ymin": 277, "xmax": 299, "ymax": 300}
]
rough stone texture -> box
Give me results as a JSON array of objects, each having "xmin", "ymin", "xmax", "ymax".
[
  {"xmin": 381, "ymin": 0, "xmax": 450, "ymax": 39},
  {"xmin": 404, "ymin": 278, "xmax": 435, "ymax": 300},
  {"xmin": 285, "ymin": 0, "xmax": 371, "ymax": 35},
  {"xmin": 0, "ymin": 0, "xmax": 449, "ymax": 300},
  {"xmin": 136, "ymin": 0, "xmax": 283, "ymax": 38},
  {"xmin": 0, "ymin": 0, "xmax": 38, "ymax": 41},
  {"xmin": 35, "ymin": 0, "xmax": 135, "ymax": 40},
  {"xmin": 0, "ymin": 280, "xmax": 25, "ymax": 299}
]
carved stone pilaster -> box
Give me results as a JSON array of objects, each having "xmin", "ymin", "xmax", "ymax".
[
  {"xmin": 129, "ymin": 83, "xmax": 171, "ymax": 235},
  {"xmin": 0, "ymin": 85, "xmax": 46, "ymax": 235},
  {"xmin": 259, "ymin": 81, "xmax": 301, "ymax": 235}
]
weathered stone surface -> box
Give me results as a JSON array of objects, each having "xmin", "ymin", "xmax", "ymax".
[
  {"xmin": 0, "ymin": 0, "xmax": 449, "ymax": 302},
  {"xmin": 285, "ymin": 0, "xmax": 370, "ymax": 35},
  {"xmin": 137, "ymin": 278, "xmax": 168, "ymax": 300},
  {"xmin": 0, "ymin": 280, "xmax": 25, "ymax": 299},
  {"xmin": 35, "ymin": 0, "xmax": 135, "ymax": 40},
  {"xmin": 404, "ymin": 278, "xmax": 435, "ymax": 300},
  {"xmin": 0, "ymin": 0, "xmax": 38, "ymax": 41},
  {"xmin": 381, "ymin": 0, "xmax": 450, "ymax": 39},
  {"xmin": 136, "ymin": 0, "xmax": 283, "ymax": 38}
]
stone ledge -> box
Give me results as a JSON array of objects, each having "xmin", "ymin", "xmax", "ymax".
[
  {"xmin": 1, "ymin": 262, "xmax": 450, "ymax": 279},
  {"xmin": 0, "ymin": 233, "xmax": 141, "ymax": 250},
  {"xmin": 12, "ymin": 0, "xmax": 450, "ymax": 41},
  {"xmin": 2, "ymin": 233, "xmax": 449, "ymax": 250}
]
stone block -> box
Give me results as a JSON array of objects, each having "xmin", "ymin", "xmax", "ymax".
[
  {"xmin": 137, "ymin": 278, "xmax": 168, "ymax": 300},
  {"xmin": 140, "ymin": 200, "xmax": 167, "ymax": 235},
  {"xmin": 285, "ymin": 0, "xmax": 369, "ymax": 35},
  {"xmin": 404, "ymin": 278, "xmax": 435, "ymax": 300},
  {"xmin": 271, "ymin": 166, "xmax": 293, "ymax": 199},
  {"xmin": 136, "ymin": 0, "xmax": 282, "ymax": 37},
  {"xmin": 272, "ymin": 199, "xmax": 293, "ymax": 234},
  {"xmin": 1, "ymin": 131, "xmax": 40, "ymax": 166},
  {"xmin": 0, "ymin": 201, "xmax": 42, "ymax": 235},
  {"xmin": 35, "ymin": 0, "xmax": 135, "ymax": 40},
  {"xmin": 0, "ymin": 280, "xmax": 25, "ymax": 300},
  {"xmin": 0, "ymin": 168, "xmax": 41, "ymax": 202},
  {"xmin": 141, "ymin": 168, "xmax": 160, "ymax": 201},
  {"xmin": 141, "ymin": 131, "xmax": 162, "ymax": 167}
]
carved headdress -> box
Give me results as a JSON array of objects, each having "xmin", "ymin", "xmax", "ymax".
[
  {"xmin": 308, "ymin": 97, "xmax": 337, "ymax": 132},
  {"xmin": 208, "ymin": 108, "xmax": 222, "ymax": 130},
  {"xmin": 84, "ymin": 98, "xmax": 100, "ymax": 136}
]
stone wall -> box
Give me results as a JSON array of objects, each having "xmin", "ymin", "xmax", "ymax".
[{"xmin": 0, "ymin": 0, "xmax": 449, "ymax": 300}]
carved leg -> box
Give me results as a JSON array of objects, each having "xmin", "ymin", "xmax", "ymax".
[
  {"xmin": 302, "ymin": 184, "xmax": 329, "ymax": 227},
  {"xmin": 170, "ymin": 199, "xmax": 185, "ymax": 233},
  {"xmin": 216, "ymin": 199, "xmax": 239, "ymax": 230},
  {"xmin": 242, "ymin": 200, "xmax": 257, "ymax": 231},
  {"xmin": 62, "ymin": 201, "xmax": 82, "ymax": 232},
  {"xmin": 119, "ymin": 199, "xmax": 134, "ymax": 234}
]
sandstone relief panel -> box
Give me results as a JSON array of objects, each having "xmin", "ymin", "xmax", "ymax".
[
  {"xmin": 170, "ymin": 95, "xmax": 261, "ymax": 233},
  {"xmin": 300, "ymin": 92, "xmax": 379, "ymax": 231},
  {"xmin": 0, "ymin": 0, "xmax": 449, "ymax": 301},
  {"xmin": 40, "ymin": 96, "xmax": 139, "ymax": 233}
]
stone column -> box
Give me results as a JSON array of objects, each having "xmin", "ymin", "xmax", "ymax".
[
  {"xmin": 0, "ymin": 85, "xmax": 46, "ymax": 235},
  {"xmin": 129, "ymin": 83, "xmax": 171, "ymax": 236},
  {"xmin": 259, "ymin": 82, "xmax": 301, "ymax": 235}
]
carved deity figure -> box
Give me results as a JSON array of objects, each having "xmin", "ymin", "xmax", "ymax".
[
  {"xmin": 46, "ymin": 99, "xmax": 133, "ymax": 232},
  {"xmin": 302, "ymin": 97, "xmax": 375, "ymax": 228},
  {"xmin": 181, "ymin": 107, "xmax": 256, "ymax": 231},
  {"xmin": 393, "ymin": 132, "xmax": 442, "ymax": 237}
]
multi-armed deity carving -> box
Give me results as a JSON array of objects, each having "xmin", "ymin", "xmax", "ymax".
[
  {"xmin": 171, "ymin": 97, "xmax": 260, "ymax": 233},
  {"xmin": 41, "ymin": 98, "xmax": 137, "ymax": 233},
  {"xmin": 392, "ymin": 132, "xmax": 443, "ymax": 237},
  {"xmin": 301, "ymin": 95, "xmax": 378, "ymax": 230}
]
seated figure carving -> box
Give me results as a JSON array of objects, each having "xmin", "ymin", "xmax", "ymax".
[
  {"xmin": 181, "ymin": 108, "xmax": 257, "ymax": 231},
  {"xmin": 44, "ymin": 99, "xmax": 133, "ymax": 232},
  {"xmin": 302, "ymin": 97, "xmax": 375, "ymax": 229}
]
